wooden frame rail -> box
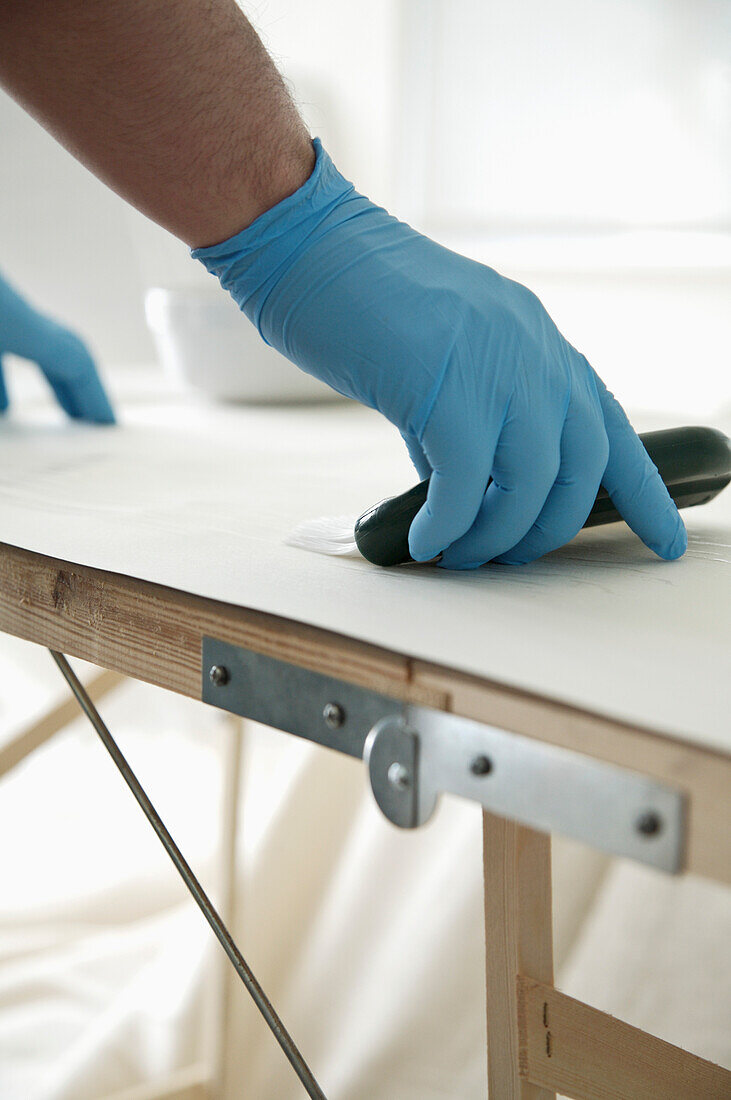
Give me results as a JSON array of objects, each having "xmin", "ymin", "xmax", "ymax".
[{"xmin": 1, "ymin": 542, "xmax": 728, "ymax": 883}]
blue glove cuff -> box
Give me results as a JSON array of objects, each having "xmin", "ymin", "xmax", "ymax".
[{"xmin": 192, "ymin": 138, "xmax": 354, "ymax": 332}]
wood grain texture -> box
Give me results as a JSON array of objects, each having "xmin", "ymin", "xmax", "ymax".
[
  {"xmin": 0, "ymin": 543, "xmax": 447, "ymax": 708},
  {"xmin": 518, "ymin": 977, "xmax": 731, "ymax": 1099},
  {"xmin": 483, "ymin": 814, "xmax": 555, "ymax": 1099},
  {"xmin": 415, "ymin": 664, "xmax": 731, "ymax": 884},
  {"xmin": 1, "ymin": 542, "xmax": 728, "ymax": 881}
]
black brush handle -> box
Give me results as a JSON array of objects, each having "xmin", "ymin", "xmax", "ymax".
[{"xmin": 354, "ymin": 426, "xmax": 731, "ymax": 567}]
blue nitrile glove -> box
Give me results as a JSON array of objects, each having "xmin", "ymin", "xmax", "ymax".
[
  {"xmin": 194, "ymin": 140, "xmax": 686, "ymax": 568},
  {"xmin": 0, "ymin": 271, "xmax": 115, "ymax": 423}
]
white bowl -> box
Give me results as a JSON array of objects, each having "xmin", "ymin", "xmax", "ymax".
[{"xmin": 145, "ymin": 286, "xmax": 341, "ymax": 404}]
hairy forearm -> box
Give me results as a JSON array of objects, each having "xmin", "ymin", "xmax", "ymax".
[{"xmin": 0, "ymin": 0, "xmax": 315, "ymax": 246}]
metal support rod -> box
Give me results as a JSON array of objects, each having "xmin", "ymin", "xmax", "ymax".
[{"xmin": 49, "ymin": 651, "xmax": 326, "ymax": 1100}]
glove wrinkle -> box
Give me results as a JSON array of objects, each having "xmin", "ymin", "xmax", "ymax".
[{"xmin": 194, "ymin": 139, "xmax": 686, "ymax": 567}]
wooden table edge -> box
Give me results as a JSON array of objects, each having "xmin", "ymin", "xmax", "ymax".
[{"xmin": 0, "ymin": 541, "xmax": 728, "ymax": 882}]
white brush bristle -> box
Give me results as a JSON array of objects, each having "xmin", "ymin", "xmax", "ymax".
[{"xmin": 285, "ymin": 515, "xmax": 361, "ymax": 557}]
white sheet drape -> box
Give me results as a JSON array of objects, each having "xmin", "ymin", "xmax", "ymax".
[{"xmin": 0, "ymin": 644, "xmax": 728, "ymax": 1098}]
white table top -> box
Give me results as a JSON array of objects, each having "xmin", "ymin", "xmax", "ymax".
[{"xmin": 1, "ymin": 367, "xmax": 729, "ymax": 755}]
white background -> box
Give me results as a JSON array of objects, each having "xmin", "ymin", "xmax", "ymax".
[
  {"xmin": 0, "ymin": 3, "xmax": 729, "ymax": 1097},
  {"xmin": 1, "ymin": 0, "xmax": 729, "ymax": 413}
]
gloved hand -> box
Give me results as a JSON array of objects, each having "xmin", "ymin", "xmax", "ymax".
[
  {"xmin": 0, "ymin": 271, "xmax": 114, "ymax": 423},
  {"xmin": 194, "ymin": 140, "xmax": 686, "ymax": 568}
]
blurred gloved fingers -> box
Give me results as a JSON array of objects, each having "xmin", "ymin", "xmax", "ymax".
[
  {"xmin": 38, "ymin": 329, "xmax": 115, "ymax": 424},
  {"xmin": 438, "ymin": 409, "xmax": 563, "ymax": 569},
  {"xmin": 593, "ymin": 372, "xmax": 686, "ymax": 560},
  {"xmin": 0, "ymin": 272, "xmax": 115, "ymax": 424},
  {"xmin": 400, "ymin": 430, "xmax": 431, "ymax": 481},
  {"xmin": 0, "ymin": 358, "xmax": 8, "ymax": 413},
  {"xmin": 495, "ymin": 398, "xmax": 609, "ymax": 564}
]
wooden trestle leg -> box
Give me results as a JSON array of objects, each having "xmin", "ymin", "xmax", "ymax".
[{"xmin": 483, "ymin": 812, "xmax": 555, "ymax": 1099}]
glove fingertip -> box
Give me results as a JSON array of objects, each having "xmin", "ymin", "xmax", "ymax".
[
  {"xmin": 90, "ymin": 397, "xmax": 117, "ymax": 425},
  {"xmin": 437, "ymin": 557, "xmax": 481, "ymax": 571},
  {"xmin": 408, "ymin": 504, "xmax": 450, "ymax": 562},
  {"xmin": 650, "ymin": 518, "xmax": 687, "ymax": 561},
  {"xmin": 75, "ymin": 375, "xmax": 117, "ymax": 425},
  {"xmin": 493, "ymin": 551, "xmax": 529, "ymax": 565},
  {"xmin": 408, "ymin": 525, "xmax": 440, "ymax": 563}
]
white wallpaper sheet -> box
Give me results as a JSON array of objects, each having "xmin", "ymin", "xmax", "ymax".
[{"xmin": 1, "ymin": 389, "xmax": 729, "ymax": 754}]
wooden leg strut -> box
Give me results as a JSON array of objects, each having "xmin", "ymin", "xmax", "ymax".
[
  {"xmin": 483, "ymin": 812, "xmax": 555, "ymax": 1099},
  {"xmin": 517, "ymin": 977, "xmax": 731, "ymax": 1100}
]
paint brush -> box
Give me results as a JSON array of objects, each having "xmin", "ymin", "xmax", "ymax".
[{"xmin": 286, "ymin": 426, "xmax": 731, "ymax": 566}]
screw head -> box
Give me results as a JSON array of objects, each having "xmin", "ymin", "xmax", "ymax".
[
  {"xmin": 209, "ymin": 665, "xmax": 229, "ymax": 687},
  {"xmin": 471, "ymin": 755, "xmax": 493, "ymax": 776},
  {"xmin": 636, "ymin": 810, "xmax": 663, "ymax": 837},
  {"xmin": 323, "ymin": 702, "xmax": 345, "ymax": 730},
  {"xmin": 387, "ymin": 761, "xmax": 410, "ymax": 791}
]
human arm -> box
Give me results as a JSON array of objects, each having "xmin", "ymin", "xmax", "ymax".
[
  {"xmin": 193, "ymin": 142, "xmax": 686, "ymax": 566},
  {"xmin": 0, "ymin": 0, "xmax": 314, "ymax": 247},
  {"xmin": 0, "ymin": 1, "xmax": 686, "ymax": 565}
]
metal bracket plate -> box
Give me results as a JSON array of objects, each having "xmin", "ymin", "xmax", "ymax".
[
  {"xmin": 202, "ymin": 638, "xmax": 399, "ymax": 759},
  {"xmin": 405, "ymin": 706, "xmax": 685, "ymax": 872},
  {"xmin": 202, "ymin": 640, "xmax": 685, "ymax": 873}
]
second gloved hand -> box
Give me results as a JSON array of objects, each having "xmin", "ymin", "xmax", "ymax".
[
  {"xmin": 0, "ymin": 271, "xmax": 114, "ymax": 423},
  {"xmin": 194, "ymin": 141, "xmax": 685, "ymax": 568}
]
